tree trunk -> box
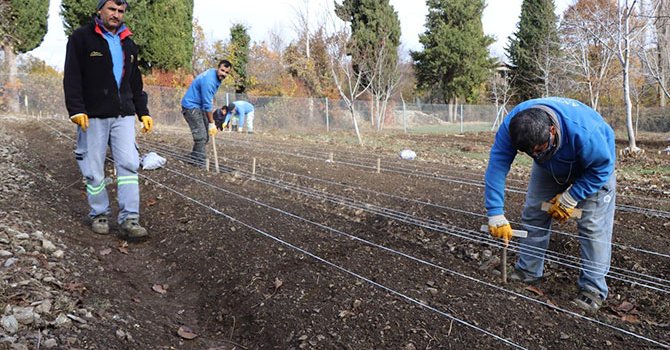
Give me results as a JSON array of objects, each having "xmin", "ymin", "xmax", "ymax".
[
  {"xmin": 622, "ymin": 31, "xmax": 639, "ymax": 153},
  {"xmin": 350, "ymin": 105, "xmax": 363, "ymax": 145},
  {"xmin": 3, "ymin": 44, "xmax": 20, "ymax": 113}
]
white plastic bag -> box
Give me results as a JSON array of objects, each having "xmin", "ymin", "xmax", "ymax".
[
  {"xmin": 399, "ymin": 149, "xmax": 416, "ymax": 160},
  {"xmin": 140, "ymin": 152, "xmax": 166, "ymax": 170}
]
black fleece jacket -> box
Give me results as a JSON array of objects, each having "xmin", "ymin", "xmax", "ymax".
[{"xmin": 63, "ymin": 21, "xmax": 149, "ymax": 119}]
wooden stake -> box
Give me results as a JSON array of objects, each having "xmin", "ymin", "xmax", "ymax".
[
  {"xmin": 376, "ymin": 158, "xmax": 381, "ymax": 173},
  {"xmin": 252, "ymin": 157, "xmax": 257, "ymax": 178},
  {"xmin": 211, "ymin": 134, "xmax": 219, "ymax": 173}
]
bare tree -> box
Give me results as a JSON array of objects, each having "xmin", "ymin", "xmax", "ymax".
[
  {"xmin": 489, "ymin": 64, "xmax": 515, "ymax": 130},
  {"xmin": 637, "ymin": 0, "xmax": 670, "ymax": 104},
  {"xmin": 581, "ymin": 0, "xmax": 655, "ymax": 155},
  {"xmin": 326, "ymin": 23, "xmax": 372, "ymax": 145},
  {"xmin": 369, "ymin": 40, "xmax": 402, "ymax": 131},
  {"xmin": 561, "ymin": 1, "xmax": 618, "ymax": 111}
]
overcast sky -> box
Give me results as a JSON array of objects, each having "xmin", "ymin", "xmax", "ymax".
[{"xmin": 29, "ymin": 0, "xmax": 573, "ymax": 71}]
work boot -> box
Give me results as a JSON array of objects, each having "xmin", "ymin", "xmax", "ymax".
[
  {"xmin": 572, "ymin": 290, "xmax": 603, "ymax": 313},
  {"xmin": 509, "ymin": 268, "xmax": 541, "ymax": 284},
  {"xmin": 91, "ymin": 215, "xmax": 110, "ymax": 235},
  {"xmin": 119, "ymin": 217, "xmax": 148, "ymax": 241}
]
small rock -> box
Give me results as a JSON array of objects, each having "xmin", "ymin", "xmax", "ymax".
[
  {"xmin": 479, "ymin": 256, "xmax": 501, "ymax": 271},
  {"xmin": 35, "ymin": 300, "xmax": 53, "ymax": 314},
  {"xmin": 0, "ymin": 249, "xmax": 13, "ymax": 257},
  {"xmin": 403, "ymin": 344, "xmax": 417, "ymax": 350},
  {"xmin": 15, "ymin": 232, "xmax": 30, "ymax": 240},
  {"xmin": 13, "ymin": 307, "xmax": 37, "ymax": 325},
  {"xmin": 427, "ymin": 287, "xmax": 438, "ymax": 296},
  {"xmin": 1, "ymin": 315, "xmax": 19, "ymax": 334},
  {"xmin": 12, "ymin": 343, "xmax": 28, "ymax": 350},
  {"xmin": 43, "ymin": 338, "xmax": 58, "ymax": 348},
  {"xmin": 52, "ymin": 250, "xmax": 64, "ymax": 259},
  {"xmin": 116, "ymin": 329, "xmax": 126, "ymax": 339},
  {"xmin": 4, "ymin": 257, "xmax": 18, "ymax": 268},
  {"xmin": 42, "ymin": 239, "xmax": 57, "ymax": 253},
  {"xmin": 53, "ymin": 313, "xmax": 72, "ymax": 328},
  {"xmin": 31, "ymin": 231, "xmax": 45, "ymax": 240}
]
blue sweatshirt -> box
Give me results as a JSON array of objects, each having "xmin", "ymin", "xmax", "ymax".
[
  {"xmin": 484, "ymin": 97, "xmax": 616, "ymax": 216},
  {"xmin": 223, "ymin": 100, "xmax": 255, "ymax": 125},
  {"xmin": 181, "ymin": 68, "xmax": 221, "ymax": 112}
]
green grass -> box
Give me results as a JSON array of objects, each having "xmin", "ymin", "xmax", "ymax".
[{"xmin": 407, "ymin": 123, "xmax": 492, "ymax": 134}]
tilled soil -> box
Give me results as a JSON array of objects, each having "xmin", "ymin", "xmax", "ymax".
[{"xmin": 1, "ymin": 117, "xmax": 669, "ymax": 349}]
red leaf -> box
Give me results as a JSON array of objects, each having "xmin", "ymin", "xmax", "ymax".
[{"xmin": 525, "ymin": 285, "xmax": 545, "ymax": 297}]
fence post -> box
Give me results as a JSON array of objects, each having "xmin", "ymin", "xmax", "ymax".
[
  {"xmin": 226, "ymin": 92, "xmax": 229, "ymax": 105},
  {"xmin": 402, "ymin": 98, "xmax": 407, "ymax": 133},
  {"xmin": 325, "ymin": 97, "xmax": 330, "ymax": 133},
  {"xmin": 460, "ymin": 104, "xmax": 464, "ymax": 133}
]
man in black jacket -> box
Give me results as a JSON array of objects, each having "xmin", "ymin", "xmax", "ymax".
[{"xmin": 64, "ymin": 0, "xmax": 153, "ymax": 241}]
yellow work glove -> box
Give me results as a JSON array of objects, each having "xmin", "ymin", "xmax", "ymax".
[
  {"xmin": 140, "ymin": 115, "xmax": 153, "ymax": 133},
  {"xmin": 547, "ymin": 191, "xmax": 577, "ymax": 223},
  {"xmin": 222, "ymin": 122, "xmax": 228, "ymax": 129},
  {"xmin": 70, "ymin": 113, "xmax": 89, "ymax": 131},
  {"xmin": 488, "ymin": 215, "xmax": 513, "ymax": 246},
  {"xmin": 208, "ymin": 122, "xmax": 217, "ymax": 136}
]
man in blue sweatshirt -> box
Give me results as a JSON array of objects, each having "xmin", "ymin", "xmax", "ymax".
[
  {"xmin": 181, "ymin": 60, "xmax": 231, "ymax": 165},
  {"xmin": 484, "ymin": 97, "xmax": 616, "ymax": 313}
]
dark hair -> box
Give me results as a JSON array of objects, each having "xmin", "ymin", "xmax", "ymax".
[
  {"xmin": 218, "ymin": 60, "xmax": 232, "ymax": 68},
  {"xmin": 221, "ymin": 103, "xmax": 235, "ymax": 114},
  {"xmin": 508, "ymin": 108, "xmax": 552, "ymax": 154}
]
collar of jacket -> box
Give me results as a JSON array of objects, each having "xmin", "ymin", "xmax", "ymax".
[{"xmin": 94, "ymin": 18, "xmax": 132, "ymax": 40}]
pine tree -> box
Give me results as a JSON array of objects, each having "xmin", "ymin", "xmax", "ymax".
[
  {"xmin": 411, "ymin": 0, "xmax": 494, "ymax": 104},
  {"xmin": 60, "ymin": 0, "xmax": 94, "ymax": 36},
  {"xmin": 228, "ymin": 23, "xmax": 251, "ymax": 94},
  {"xmin": 334, "ymin": 0, "xmax": 400, "ymax": 89},
  {"xmin": 335, "ymin": 0, "xmax": 401, "ymax": 129},
  {"xmin": 507, "ymin": 0, "xmax": 559, "ymax": 101},
  {"xmin": 61, "ymin": 0, "xmax": 194, "ymax": 71},
  {"xmin": 1, "ymin": 0, "xmax": 49, "ymax": 111}
]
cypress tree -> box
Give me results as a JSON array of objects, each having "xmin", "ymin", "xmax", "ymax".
[
  {"xmin": 0, "ymin": 0, "xmax": 49, "ymax": 53},
  {"xmin": 228, "ymin": 23, "xmax": 250, "ymax": 94},
  {"xmin": 411, "ymin": 0, "xmax": 494, "ymax": 104},
  {"xmin": 61, "ymin": 0, "xmax": 194, "ymax": 71},
  {"xmin": 334, "ymin": 0, "xmax": 401, "ymax": 89},
  {"xmin": 60, "ymin": 0, "xmax": 93, "ymax": 37},
  {"xmin": 507, "ymin": 0, "xmax": 559, "ymax": 101},
  {"xmin": 1, "ymin": 0, "xmax": 49, "ymax": 111}
]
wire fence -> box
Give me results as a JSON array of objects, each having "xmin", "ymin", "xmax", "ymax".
[{"xmin": 2, "ymin": 73, "xmax": 669, "ymax": 135}]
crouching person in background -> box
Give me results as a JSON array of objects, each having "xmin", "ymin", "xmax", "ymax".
[{"xmin": 221, "ymin": 101, "xmax": 255, "ymax": 134}]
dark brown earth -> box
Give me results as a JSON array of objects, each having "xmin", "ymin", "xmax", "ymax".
[{"xmin": 1, "ymin": 117, "xmax": 669, "ymax": 349}]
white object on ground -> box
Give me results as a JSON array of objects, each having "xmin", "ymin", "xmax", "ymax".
[
  {"xmin": 399, "ymin": 149, "xmax": 416, "ymax": 160},
  {"xmin": 140, "ymin": 152, "xmax": 167, "ymax": 170}
]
